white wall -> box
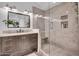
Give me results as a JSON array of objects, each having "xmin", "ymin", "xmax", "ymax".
[
  {"xmin": 0, "ymin": 8, "xmax": 33, "ymax": 32},
  {"xmin": 0, "ymin": 2, "xmax": 34, "ymax": 12},
  {"xmin": 0, "ymin": 8, "xmax": 8, "ymax": 30}
]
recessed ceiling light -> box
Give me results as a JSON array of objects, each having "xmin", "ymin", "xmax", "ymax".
[{"xmin": 3, "ymin": 4, "xmax": 10, "ymax": 11}]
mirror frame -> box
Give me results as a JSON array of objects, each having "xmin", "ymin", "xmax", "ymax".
[{"xmin": 7, "ymin": 11, "xmax": 30, "ymax": 28}]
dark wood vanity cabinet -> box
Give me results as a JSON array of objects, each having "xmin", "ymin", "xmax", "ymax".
[
  {"xmin": 0, "ymin": 33, "xmax": 38, "ymax": 56},
  {"xmin": 14, "ymin": 33, "xmax": 38, "ymax": 56},
  {"xmin": 1, "ymin": 37, "xmax": 17, "ymax": 55}
]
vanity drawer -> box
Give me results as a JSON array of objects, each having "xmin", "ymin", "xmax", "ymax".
[
  {"xmin": 2, "ymin": 37, "xmax": 15, "ymax": 46},
  {"xmin": 0, "ymin": 33, "xmax": 38, "ymax": 56},
  {"xmin": 2, "ymin": 45, "xmax": 16, "ymax": 53},
  {"xmin": 28, "ymin": 33, "xmax": 38, "ymax": 52},
  {"xmin": 16, "ymin": 34, "xmax": 38, "ymax": 54},
  {"xmin": 1, "ymin": 37, "xmax": 17, "ymax": 55},
  {"xmin": 20, "ymin": 33, "xmax": 38, "ymax": 43}
]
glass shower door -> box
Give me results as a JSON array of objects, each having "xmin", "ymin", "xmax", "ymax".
[{"xmin": 49, "ymin": 2, "xmax": 79, "ymax": 56}]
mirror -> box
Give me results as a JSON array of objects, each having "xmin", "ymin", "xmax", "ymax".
[{"xmin": 7, "ymin": 11, "xmax": 30, "ymax": 28}]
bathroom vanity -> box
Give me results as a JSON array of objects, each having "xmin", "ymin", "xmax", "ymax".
[
  {"xmin": 0, "ymin": 29, "xmax": 40, "ymax": 56},
  {"xmin": 0, "ymin": 8, "xmax": 41, "ymax": 56}
]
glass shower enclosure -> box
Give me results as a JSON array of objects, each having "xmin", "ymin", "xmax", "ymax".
[{"xmin": 33, "ymin": 2, "xmax": 79, "ymax": 56}]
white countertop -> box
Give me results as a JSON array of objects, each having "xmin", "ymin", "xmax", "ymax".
[{"xmin": 0, "ymin": 29, "xmax": 39, "ymax": 37}]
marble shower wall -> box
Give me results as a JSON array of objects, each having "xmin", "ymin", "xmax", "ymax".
[
  {"xmin": 32, "ymin": 7, "xmax": 46, "ymax": 39},
  {"xmin": 45, "ymin": 2, "xmax": 79, "ymax": 55}
]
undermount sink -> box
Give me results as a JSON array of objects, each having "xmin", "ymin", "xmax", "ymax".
[{"xmin": 2, "ymin": 29, "xmax": 32, "ymax": 34}]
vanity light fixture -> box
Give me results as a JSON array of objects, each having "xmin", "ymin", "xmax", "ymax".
[
  {"xmin": 11, "ymin": 5, "xmax": 18, "ymax": 12},
  {"xmin": 3, "ymin": 4, "xmax": 11, "ymax": 11}
]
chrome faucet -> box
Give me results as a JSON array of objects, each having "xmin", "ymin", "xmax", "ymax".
[{"xmin": 16, "ymin": 28, "xmax": 24, "ymax": 33}]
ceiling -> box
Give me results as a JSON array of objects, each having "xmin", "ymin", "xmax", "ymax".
[
  {"xmin": 34, "ymin": 2, "xmax": 62, "ymax": 10},
  {"xmin": 0, "ymin": 2, "xmax": 62, "ymax": 12}
]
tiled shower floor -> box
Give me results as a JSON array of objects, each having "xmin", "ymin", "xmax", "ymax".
[
  {"xmin": 27, "ymin": 41, "xmax": 79, "ymax": 56},
  {"xmin": 42, "ymin": 43, "xmax": 79, "ymax": 56}
]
